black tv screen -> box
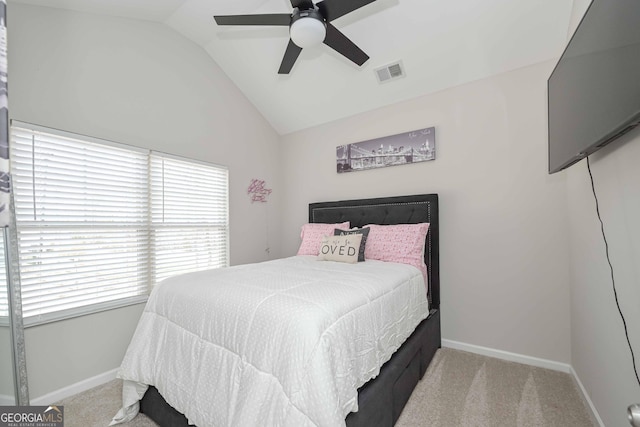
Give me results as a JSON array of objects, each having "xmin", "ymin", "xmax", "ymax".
[{"xmin": 547, "ymin": 0, "xmax": 640, "ymax": 174}]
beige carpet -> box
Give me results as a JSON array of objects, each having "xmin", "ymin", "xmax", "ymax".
[
  {"xmin": 56, "ymin": 348, "xmax": 596, "ymax": 427},
  {"xmin": 395, "ymin": 348, "xmax": 596, "ymax": 427}
]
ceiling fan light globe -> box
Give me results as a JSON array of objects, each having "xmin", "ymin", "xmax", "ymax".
[{"xmin": 290, "ymin": 17, "xmax": 326, "ymax": 49}]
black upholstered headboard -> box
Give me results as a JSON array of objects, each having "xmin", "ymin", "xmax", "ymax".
[{"xmin": 309, "ymin": 194, "xmax": 439, "ymax": 310}]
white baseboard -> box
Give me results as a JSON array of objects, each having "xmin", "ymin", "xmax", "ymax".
[
  {"xmin": 30, "ymin": 368, "xmax": 119, "ymax": 406},
  {"xmin": 0, "ymin": 394, "xmax": 14, "ymax": 405},
  {"xmin": 571, "ymin": 366, "xmax": 606, "ymax": 427},
  {"xmin": 441, "ymin": 339, "xmax": 572, "ymax": 373}
]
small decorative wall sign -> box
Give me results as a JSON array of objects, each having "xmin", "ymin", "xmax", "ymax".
[
  {"xmin": 247, "ymin": 178, "xmax": 272, "ymax": 203},
  {"xmin": 336, "ymin": 127, "xmax": 436, "ymax": 173}
]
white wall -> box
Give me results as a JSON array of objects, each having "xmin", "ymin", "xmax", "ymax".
[
  {"xmin": 8, "ymin": 3, "xmax": 281, "ymax": 399},
  {"xmin": 567, "ymin": 130, "xmax": 640, "ymax": 426},
  {"xmin": 280, "ymin": 61, "xmax": 572, "ymax": 364},
  {"xmin": 563, "ymin": 1, "xmax": 640, "ymax": 425}
]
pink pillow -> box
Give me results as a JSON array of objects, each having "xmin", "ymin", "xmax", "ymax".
[
  {"xmin": 364, "ymin": 223, "xmax": 430, "ymax": 280},
  {"xmin": 297, "ymin": 222, "xmax": 350, "ymax": 256}
]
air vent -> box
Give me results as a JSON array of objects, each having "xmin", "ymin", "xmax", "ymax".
[{"xmin": 374, "ymin": 61, "xmax": 405, "ymax": 84}]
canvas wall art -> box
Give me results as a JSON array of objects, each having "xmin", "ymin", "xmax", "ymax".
[{"xmin": 336, "ymin": 127, "xmax": 435, "ymax": 173}]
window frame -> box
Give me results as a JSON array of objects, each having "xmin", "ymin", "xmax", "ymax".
[{"xmin": 10, "ymin": 121, "xmax": 229, "ymax": 327}]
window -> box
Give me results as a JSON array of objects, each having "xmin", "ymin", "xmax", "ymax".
[
  {"xmin": 150, "ymin": 154, "xmax": 229, "ymax": 284},
  {"xmin": 10, "ymin": 122, "xmax": 228, "ymax": 325}
]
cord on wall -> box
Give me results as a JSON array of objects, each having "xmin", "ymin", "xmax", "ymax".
[{"xmin": 586, "ymin": 156, "xmax": 640, "ymax": 389}]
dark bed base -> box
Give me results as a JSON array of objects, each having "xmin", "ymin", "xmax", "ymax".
[
  {"xmin": 140, "ymin": 309, "xmax": 441, "ymax": 427},
  {"xmin": 139, "ymin": 194, "xmax": 441, "ymax": 427},
  {"xmin": 345, "ymin": 309, "xmax": 441, "ymax": 427}
]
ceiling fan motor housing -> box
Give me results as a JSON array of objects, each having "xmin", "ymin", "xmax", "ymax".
[{"xmin": 290, "ymin": 9, "xmax": 327, "ymax": 48}]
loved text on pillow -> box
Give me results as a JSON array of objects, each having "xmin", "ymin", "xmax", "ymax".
[{"xmin": 317, "ymin": 233, "xmax": 363, "ymax": 264}]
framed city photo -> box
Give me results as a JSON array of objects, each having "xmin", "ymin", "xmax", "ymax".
[{"xmin": 337, "ymin": 127, "xmax": 435, "ymax": 173}]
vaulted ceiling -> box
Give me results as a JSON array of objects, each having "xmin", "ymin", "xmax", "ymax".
[{"xmin": 11, "ymin": 0, "xmax": 575, "ymax": 134}]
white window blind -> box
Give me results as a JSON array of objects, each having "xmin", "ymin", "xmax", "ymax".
[
  {"xmin": 10, "ymin": 122, "xmax": 229, "ymax": 325},
  {"xmin": 150, "ymin": 154, "xmax": 229, "ymax": 284}
]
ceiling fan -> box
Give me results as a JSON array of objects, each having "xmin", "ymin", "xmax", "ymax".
[{"xmin": 214, "ymin": 0, "xmax": 378, "ymax": 74}]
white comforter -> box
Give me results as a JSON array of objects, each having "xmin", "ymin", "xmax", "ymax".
[{"xmin": 112, "ymin": 256, "xmax": 429, "ymax": 427}]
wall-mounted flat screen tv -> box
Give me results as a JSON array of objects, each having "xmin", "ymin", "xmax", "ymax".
[{"xmin": 547, "ymin": 0, "xmax": 640, "ymax": 174}]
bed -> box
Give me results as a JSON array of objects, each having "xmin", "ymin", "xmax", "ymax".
[{"xmin": 114, "ymin": 193, "xmax": 441, "ymax": 427}]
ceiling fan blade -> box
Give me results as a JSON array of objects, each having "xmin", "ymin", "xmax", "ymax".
[
  {"xmin": 317, "ymin": 0, "xmax": 377, "ymax": 22},
  {"xmin": 278, "ymin": 40, "xmax": 303, "ymax": 74},
  {"xmin": 291, "ymin": 0, "xmax": 315, "ymax": 10},
  {"xmin": 214, "ymin": 14, "xmax": 291, "ymax": 26},
  {"xmin": 323, "ymin": 23, "xmax": 369, "ymax": 66}
]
